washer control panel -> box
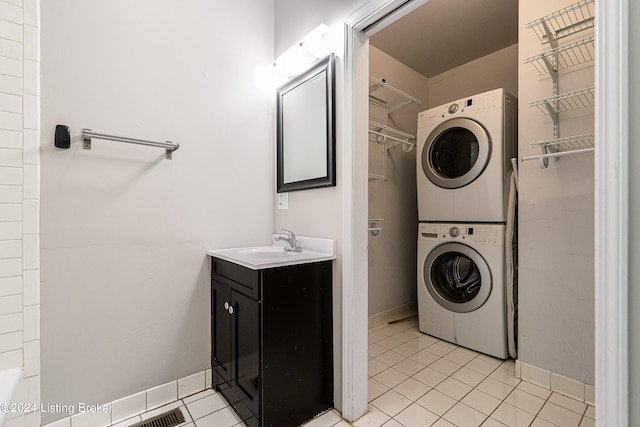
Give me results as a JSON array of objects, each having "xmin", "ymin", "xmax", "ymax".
[{"xmin": 419, "ymin": 223, "xmax": 503, "ymax": 245}]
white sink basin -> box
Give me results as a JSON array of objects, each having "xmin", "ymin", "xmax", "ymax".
[
  {"xmin": 207, "ymin": 235, "xmax": 336, "ymax": 270},
  {"xmin": 233, "ymin": 247, "xmax": 299, "ymax": 258}
]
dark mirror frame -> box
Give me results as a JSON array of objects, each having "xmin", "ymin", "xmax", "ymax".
[{"xmin": 276, "ymin": 53, "xmax": 335, "ymax": 193}]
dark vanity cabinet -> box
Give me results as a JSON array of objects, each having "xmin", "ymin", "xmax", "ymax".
[{"xmin": 210, "ymin": 257, "xmax": 333, "ymax": 427}]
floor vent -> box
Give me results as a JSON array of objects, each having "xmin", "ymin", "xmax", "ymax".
[{"xmin": 129, "ymin": 408, "xmax": 185, "ymax": 427}]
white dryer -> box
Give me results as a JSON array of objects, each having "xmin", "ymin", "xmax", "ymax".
[
  {"xmin": 416, "ymin": 88, "xmax": 517, "ymax": 222},
  {"xmin": 417, "ymin": 222, "xmax": 508, "ymax": 359}
]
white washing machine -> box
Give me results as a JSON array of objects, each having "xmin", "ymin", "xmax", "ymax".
[
  {"xmin": 416, "ymin": 88, "xmax": 517, "ymax": 222},
  {"xmin": 417, "ymin": 222, "xmax": 508, "ymax": 359}
]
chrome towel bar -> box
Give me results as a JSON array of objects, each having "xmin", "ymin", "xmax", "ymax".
[{"xmin": 82, "ymin": 128, "xmax": 179, "ymax": 159}]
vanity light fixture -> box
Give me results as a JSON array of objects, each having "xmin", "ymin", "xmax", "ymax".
[{"xmin": 254, "ymin": 24, "xmax": 332, "ymax": 91}]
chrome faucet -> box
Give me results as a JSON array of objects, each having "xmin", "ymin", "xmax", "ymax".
[{"xmin": 274, "ymin": 229, "xmax": 302, "ymax": 252}]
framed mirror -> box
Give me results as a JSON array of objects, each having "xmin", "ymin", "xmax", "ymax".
[{"xmin": 277, "ymin": 53, "xmax": 335, "ymax": 192}]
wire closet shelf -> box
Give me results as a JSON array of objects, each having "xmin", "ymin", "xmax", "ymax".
[
  {"xmin": 525, "ymin": 0, "xmax": 594, "ymax": 44},
  {"xmin": 522, "ymin": 0, "xmax": 595, "ymax": 168}
]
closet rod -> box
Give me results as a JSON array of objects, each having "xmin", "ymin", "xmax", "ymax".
[
  {"xmin": 82, "ymin": 129, "xmax": 180, "ymax": 159},
  {"xmin": 521, "ymin": 147, "xmax": 594, "ymax": 162}
]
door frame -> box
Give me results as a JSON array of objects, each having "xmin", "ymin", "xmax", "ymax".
[{"xmin": 341, "ymin": 0, "xmax": 630, "ymax": 425}]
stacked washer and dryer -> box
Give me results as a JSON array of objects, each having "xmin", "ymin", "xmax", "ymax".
[{"xmin": 416, "ymin": 88, "xmax": 518, "ymax": 360}]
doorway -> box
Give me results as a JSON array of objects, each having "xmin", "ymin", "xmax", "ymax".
[{"xmin": 341, "ymin": 0, "xmax": 624, "ymax": 425}]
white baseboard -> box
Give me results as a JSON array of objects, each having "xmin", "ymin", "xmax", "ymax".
[
  {"xmin": 515, "ymin": 360, "xmax": 595, "ymax": 406},
  {"xmin": 368, "ymin": 303, "xmax": 417, "ymax": 328}
]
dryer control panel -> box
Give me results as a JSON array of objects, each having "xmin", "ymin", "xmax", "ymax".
[
  {"xmin": 417, "ymin": 88, "xmax": 512, "ymax": 126},
  {"xmin": 419, "ymin": 223, "xmax": 503, "ymax": 246}
]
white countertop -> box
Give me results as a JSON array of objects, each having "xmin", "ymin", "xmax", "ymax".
[{"xmin": 207, "ymin": 235, "xmax": 336, "ymax": 270}]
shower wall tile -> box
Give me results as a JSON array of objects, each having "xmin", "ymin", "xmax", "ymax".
[
  {"xmin": 0, "ymin": 258, "xmax": 21, "ymax": 278},
  {"xmin": 0, "ymin": 55, "xmax": 21, "ymax": 77},
  {"xmin": 0, "ymin": 185, "xmax": 22, "ymax": 202},
  {"xmin": 22, "ymin": 234, "xmax": 38, "ymax": 270},
  {"xmin": 0, "ymin": 147, "xmax": 22, "ymax": 166},
  {"xmin": 0, "ymin": 1, "xmax": 23, "ymax": 24},
  {"xmin": 0, "ymin": 74, "xmax": 22, "ymax": 95},
  {"xmin": 0, "ymin": 92, "xmax": 22, "ymax": 113},
  {"xmin": 22, "ymin": 164, "xmax": 38, "ymax": 199},
  {"xmin": 0, "ymin": 222, "xmax": 22, "ymax": 240},
  {"xmin": 2, "ymin": 0, "xmax": 22, "ymax": 9},
  {"xmin": 0, "ymin": 111, "xmax": 22, "ymax": 130},
  {"xmin": 0, "ymin": 276, "xmax": 21, "ymax": 296},
  {"xmin": 0, "ymin": 313, "xmax": 21, "ymax": 334},
  {"xmin": 0, "ymin": 348, "xmax": 21, "ymax": 370},
  {"xmin": 0, "ymin": 295, "xmax": 22, "ymax": 314},
  {"xmin": 0, "ymin": 19, "xmax": 22, "ymax": 42},
  {"xmin": 22, "ymin": 130, "xmax": 38, "ymax": 164},
  {"xmin": 22, "ymin": 304, "xmax": 38, "ymax": 341},
  {"xmin": 22, "ymin": 269, "xmax": 39, "ymax": 305},
  {"xmin": 23, "ymin": 0, "xmax": 38, "ymax": 27},
  {"xmin": 0, "ymin": 166, "xmax": 22, "ymax": 185},
  {"xmin": 23, "ymin": 25, "xmax": 38, "ymax": 61},
  {"xmin": 23, "ymin": 339, "xmax": 40, "ymax": 384},
  {"xmin": 22, "ymin": 199, "xmax": 37, "ymax": 234},
  {"xmin": 0, "ymin": 1, "xmax": 41, "ymax": 424},
  {"xmin": 23, "ymin": 60, "xmax": 37, "ymax": 95},
  {"xmin": 0, "ymin": 38, "xmax": 22, "ymax": 60},
  {"xmin": 0, "ymin": 330, "xmax": 22, "ymax": 352},
  {"xmin": 0, "ymin": 130, "xmax": 22, "ymax": 150},
  {"xmin": 23, "ymin": 94, "xmax": 38, "ymax": 129},
  {"xmin": 0, "ymin": 239, "xmax": 21, "ymax": 258}
]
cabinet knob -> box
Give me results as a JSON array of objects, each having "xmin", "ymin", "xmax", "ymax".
[
  {"xmin": 224, "ymin": 301, "xmax": 229, "ymax": 310},
  {"xmin": 228, "ymin": 306, "xmax": 234, "ymax": 315}
]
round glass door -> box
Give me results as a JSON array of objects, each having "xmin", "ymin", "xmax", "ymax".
[
  {"xmin": 424, "ymin": 242, "xmax": 492, "ymax": 313},
  {"xmin": 421, "ymin": 118, "xmax": 491, "ymax": 189}
]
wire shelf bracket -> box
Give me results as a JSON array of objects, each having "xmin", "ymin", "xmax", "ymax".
[
  {"xmin": 82, "ymin": 128, "xmax": 180, "ymax": 159},
  {"xmin": 368, "ymin": 218, "xmax": 384, "ymax": 236}
]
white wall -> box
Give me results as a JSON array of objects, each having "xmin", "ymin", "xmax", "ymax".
[
  {"xmin": 428, "ymin": 44, "xmax": 519, "ymax": 107},
  {"xmin": 274, "ymin": 0, "xmax": 365, "ymax": 414},
  {"xmin": 368, "ymin": 46, "xmax": 428, "ymax": 316},
  {"xmin": 0, "ymin": 1, "xmax": 41, "ymax": 426},
  {"xmin": 274, "ymin": 0, "xmax": 368, "ymax": 56},
  {"xmin": 272, "ymin": 24, "xmax": 347, "ymax": 412},
  {"xmin": 40, "ymin": 1, "xmax": 274, "ymax": 422},
  {"xmin": 518, "ymin": 0, "xmax": 594, "ymax": 384}
]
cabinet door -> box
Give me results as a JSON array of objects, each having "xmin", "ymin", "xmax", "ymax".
[
  {"xmin": 212, "ymin": 280, "xmax": 232, "ymax": 384},
  {"xmin": 231, "ymin": 291, "xmax": 261, "ymax": 419}
]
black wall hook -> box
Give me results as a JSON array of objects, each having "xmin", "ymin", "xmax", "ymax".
[{"xmin": 54, "ymin": 124, "xmax": 71, "ymax": 149}]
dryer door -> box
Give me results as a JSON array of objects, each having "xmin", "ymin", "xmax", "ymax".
[
  {"xmin": 421, "ymin": 118, "xmax": 491, "ymax": 189},
  {"xmin": 424, "ymin": 242, "xmax": 492, "ymax": 313}
]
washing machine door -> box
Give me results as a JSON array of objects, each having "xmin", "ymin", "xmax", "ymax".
[
  {"xmin": 424, "ymin": 242, "xmax": 492, "ymax": 313},
  {"xmin": 421, "ymin": 118, "xmax": 491, "ymax": 189}
]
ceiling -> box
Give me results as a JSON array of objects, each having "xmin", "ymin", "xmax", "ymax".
[{"xmin": 370, "ymin": 0, "xmax": 518, "ymax": 78}]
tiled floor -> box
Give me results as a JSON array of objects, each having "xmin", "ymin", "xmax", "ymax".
[
  {"xmin": 355, "ymin": 318, "xmax": 596, "ymax": 427},
  {"xmin": 110, "ymin": 390, "xmax": 245, "ymax": 427},
  {"xmin": 116, "ymin": 318, "xmax": 596, "ymax": 427}
]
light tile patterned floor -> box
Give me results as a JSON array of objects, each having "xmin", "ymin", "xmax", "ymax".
[{"xmin": 114, "ymin": 319, "xmax": 596, "ymax": 427}]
